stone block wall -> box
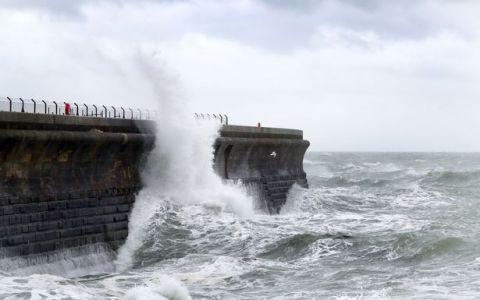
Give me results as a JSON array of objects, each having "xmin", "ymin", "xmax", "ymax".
[
  {"xmin": 0, "ymin": 189, "xmax": 135, "ymax": 256},
  {"xmin": 0, "ymin": 113, "xmax": 309, "ymax": 256},
  {"xmin": 215, "ymin": 125, "xmax": 310, "ymax": 213},
  {"xmin": 0, "ymin": 112, "xmax": 155, "ymax": 257}
]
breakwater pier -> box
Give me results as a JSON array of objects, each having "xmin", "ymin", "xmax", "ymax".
[{"xmin": 0, "ymin": 97, "xmax": 309, "ymax": 257}]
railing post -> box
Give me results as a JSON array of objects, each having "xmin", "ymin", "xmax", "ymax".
[
  {"xmin": 74, "ymin": 103, "xmax": 79, "ymax": 116},
  {"xmin": 1, "ymin": 98, "xmax": 163, "ymax": 120},
  {"xmin": 219, "ymin": 114, "xmax": 223, "ymax": 124},
  {"xmin": 19, "ymin": 98, "xmax": 25, "ymax": 112},
  {"xmin": 225, "ymin": 114, "xmax": 228, "ymax": 125}
]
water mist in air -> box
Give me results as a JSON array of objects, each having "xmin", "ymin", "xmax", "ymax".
[{"xmin": 116, "ymin": 58, "xmax": 253, "ymax": 271}]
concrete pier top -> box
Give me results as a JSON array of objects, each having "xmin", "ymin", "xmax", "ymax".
[
  {"xmin": 0, "ymin": 111, "xmax": 155, "ymax": 134},
  {"xmin": 221, "ymin": 125, "xmax": 303, "ymax": 140},
  {"xmin": 0, "ymin": 111, "xmax": 304, "ymax": 139}
]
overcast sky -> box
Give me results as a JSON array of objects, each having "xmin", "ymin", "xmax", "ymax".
[{"xmin": 1, "ymin": 0, "xmax": 480, "ymax": 151}]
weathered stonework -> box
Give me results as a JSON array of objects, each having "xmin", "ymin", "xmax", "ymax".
[
  {"xmin": 0, "ymin": 112, "xmax": 154, "ymax": 257},
  {"xmin": 214, "ymin": 125, "xmax": 309, "ymax": 213},
  {"xmin": 0, "ymin": 111, "xmax": 309, "ymax": 256}
]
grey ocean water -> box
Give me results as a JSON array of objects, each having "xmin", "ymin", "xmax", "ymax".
[{"xmin": 2, "ymin": 152, "xmax": 480, "ymax": 299}]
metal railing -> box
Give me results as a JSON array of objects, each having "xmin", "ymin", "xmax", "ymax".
[
  {"xmin": 0, "ymin": 97, "xmax": 156, "ymax": 120},
  {"xmin": 194, "ymin": 113, "xmax": 229, "ymax": 125}
]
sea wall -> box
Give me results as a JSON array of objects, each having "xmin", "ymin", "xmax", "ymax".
[
  {"xmin": 0, "ymin": 112, "xmax": 309, "ymax": 256},
  {"xmin": 214, "ymin": 125, "xmax": 309, "ymax": 213},
  {"xmin": 0, "ymin": 112, "xmax": 155, "ymax": 257}
]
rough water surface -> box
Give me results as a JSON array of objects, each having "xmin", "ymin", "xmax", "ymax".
[{"xmin": 2, "ymin": 152, "xmax": 480, "ymax": 299}]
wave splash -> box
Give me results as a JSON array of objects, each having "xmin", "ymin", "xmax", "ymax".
[{"xmin": 116, "ymin": 116, "xmax": 254, "ymax": 271}]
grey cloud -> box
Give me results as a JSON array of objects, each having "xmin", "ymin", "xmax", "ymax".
[
  {"xmin": 206, "ymin": 0, "xmax": 463, "ymax": 52},
  {"xmin": 260, "ymin": 0, "xmax": 321, "ymax": 12},
  {"xmin": 338, "ymin": 0, "xmax": 381, "ymax": 11},
  {"xmin": 1, "ymin": 0, "xmax": 473, "ymax": 55},
  {"xmin": 0, "ymin": 0, "xmax": 462, "ymax": 51},
  {"xmin": 260, "ymin": 0, "xmax": 380, "ymax": 11},
  {"xmin": 0, "ymin": 0, "xmax": 89, "ymax": 15},
  {"xmin": 258, "ymin": 0, "xmax": 449, "ymax": 45},
  {"xmin": 0, "ymin": 0, "xmax": 184, "ymax": 16}
]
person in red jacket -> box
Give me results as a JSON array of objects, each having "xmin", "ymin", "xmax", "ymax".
[{"xmin": 65, "ymin": 102, "xmax": 71, "ymax": 115}]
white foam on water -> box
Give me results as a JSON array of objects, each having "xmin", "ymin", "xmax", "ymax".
[
  {"xmin": 174, "ymin": 255, "xmax": 250, "ymax": 286},
  {"xmin": 281, "ymin": 184, "xmax": 324, "ymax": 214},
  {"xmin": 0, "ymin": 244, "xmax": 116, "ymax": 278},
  {"xmin": 376, "ymin": 162, "xmax": 403, "ymax": 173},
  {"xmin": 0, "ymin": 274, "xmax": 104, "ymax": 300},
  {"xmin": 124, "ymin": 275, "xmax": 191, "ymax": 300},
  {"xmin": 363, "ymin": 162, "xmax": 382, "ymax": 167},
  {"xmin": 0, "ymin": 270, "xmax": 192, "ymax": 300}
]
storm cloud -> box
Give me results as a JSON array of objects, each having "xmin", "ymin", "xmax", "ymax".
[{"xmin": 1, "ymin": 0, "xmax": 479, "ymax": 151}]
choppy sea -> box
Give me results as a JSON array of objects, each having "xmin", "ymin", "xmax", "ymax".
[{"xmin": 3, "ymin": 152, "xmax": 480, "ymax": 299}]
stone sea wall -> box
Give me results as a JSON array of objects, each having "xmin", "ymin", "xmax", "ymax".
[
  {"xmin": 0, "ymin": 112, "xmax": 154, "ymax": 256},
  {"xmin": 215, "ymin": 125, "xmax": 309, "ymax": 213},
  {"xmin": 0, "ymin": 111, "xmax": 309, "ymax": 256}
]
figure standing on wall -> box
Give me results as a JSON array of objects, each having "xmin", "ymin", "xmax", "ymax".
[{"xmin": 65, "ymin": 103, "xmax": 71, "ymax": 115}]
